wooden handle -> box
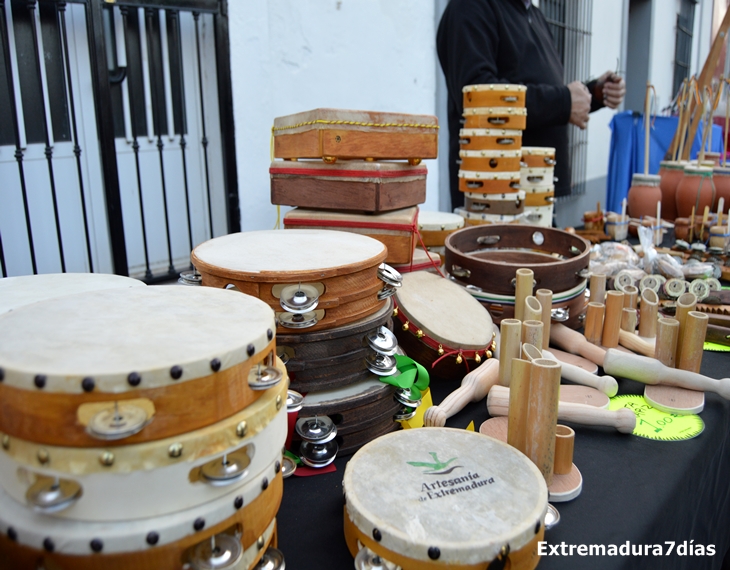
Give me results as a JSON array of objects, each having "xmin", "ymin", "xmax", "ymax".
[
  {"xmin": 638, "ymin": 288, "xmax": 658, "ymax": 339},
  {"xmin": 524, "ymin": 296, "xmax": 543, "ymax": 322},
  {"xmin": 589, "ymin": 273, "xmax": 606, "ymax": 304},
  {"xmin": 498, "ymin": 319, "xmax": 522, "ymax": 387},
  {"xmin": 423, "ymin": 359, "xmax": 499, "ymax": 427},
  {"xmin": 514, "ymin": 268, "xmax": 534, "ymax": 322},
  {"xmin": 543, "ymin": 349, "xmax": 618, "ymax": 397},
  {"xmin": 618, "ymin": 329, "xmax": 655, "ymax": 357},
  {"xmin": 603, "ymin": 348, "xmax": 730, "ymax": 399},
  {"xmin": 655, "ymin": 317, "xmax": 679, "ymax": 367},
  {"xmin": 536, "ymin": 289, "xmax": 553, "ymax": 350},
  {"xmin": 602, "ymin": 291, "xmax": 624, "ymax": 349},
  {"xmin": 584, "ymin": 302, "xmax": 605, "ymax": 345},
  {"xmin": 488, "ymin": 385, "xmax": 636, "ymax": 433},
  {"xmin": 677, "ymin": 311, "xmax": 709, "ymax": 373},
  {"xmin": 550, "ymin": 323, "xmax": 606, "ymax": 366}
]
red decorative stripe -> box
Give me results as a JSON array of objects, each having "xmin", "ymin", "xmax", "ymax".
[{"xmin": 270, "ymin": 166, "xmax": 428, "ymax": 178}]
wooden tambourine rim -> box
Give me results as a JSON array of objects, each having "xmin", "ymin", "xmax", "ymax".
[
  {"xmin": 465, "ymin": 191, "xmax": 526, "ymax": 202},
  {"xmin": 455, "ymin": 208, "xmax": 519, "ymax": 222},
  {"xmin": 462, "ymin": 84, "xmax": 527, "ymax": 93},
  {"xmin": 269, "ymin": 158, "xmax": 428, "ymax": 180},
  {"xmin": 417, "ymin": 211, "xmax": 465, "ymax": 232},
  {"xmin": 272, "ymin": 108, "xmax": 439, "ymax": 134},
  {"xmin": 463, "ymin": 106, "xmax": 527, "ymax": 116},
  {"xmin": 459, "ymin": 128, "xmax": 522, "ymax": 137}
]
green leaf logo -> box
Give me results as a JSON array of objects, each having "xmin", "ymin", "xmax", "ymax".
[{"xmin": 407, "ymin": 452, "xmax": 461, "ymax": 474}]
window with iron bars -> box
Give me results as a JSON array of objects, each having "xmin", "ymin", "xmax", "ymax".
[
  {"xmin": 673, "ymin": 0, "xmax": 695, "ymax": 98},
  {"xmin": 541, "ymin": 0, "xmax": 593, "ymax": 198}
]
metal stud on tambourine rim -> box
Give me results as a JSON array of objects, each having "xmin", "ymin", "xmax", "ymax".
[
  {"xmin": 366, "ymin": 326, "xmax": 398, "ymax": 356},
  {"xmin": 26, "ymin": 478, "xmax": 82, "ymax": 513},
  {"xmin": 189, "ymin": 533, "xmax": 243, "ymax": 570},
  {"xmin": 287, "ymin": 390, "xmax": 304, "ymax": 413},
  {"xmin": 278, "ymin": 310, "xmax": 319, "ymax": 329},
  {"xmin": 378, "ymin": 263, "xmax": 403, "ymax": 287},
  {"xmin": 86, "ymin": 403, "xmax": 150, "ymax": 440},
  {"xmin": 279, "ymin": 284, "xmax": 320, "ymax": 314},
  {"xmin": 295, "ymin": 416, "xmax": 337, "ymax": 443},
  {"xmin": 299, "ymin": 439, "xmax": 338, "ymax": 468},
  {"xmin": 248, "ymin": 364, "xmax": 284, "ymax": 390},
  {"xmin": 200, "ymin": 450, "xmax": 251, "ymax": 486},
  {"xmin": 253, "ymin": 547, "xmax": 286, "ymax": 570},
  {"xmin": 354, "ymin": 546, "xmax": 399, "ymax": 570},
  {"xmin": 178, "ymin": 269, "xmax": 202, "ymax": 286},
  {"xmin": 365, "ymin": 352, "xmax": 398, "ymax": 376}
]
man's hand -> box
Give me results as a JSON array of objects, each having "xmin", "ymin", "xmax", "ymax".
[
  {"xmin": 596, "ymin": 70, "xmax": 626, "ymax": 109},
  {"xmin": 568, "ymin": 81, "xmax": 591, "ymax": 129}
]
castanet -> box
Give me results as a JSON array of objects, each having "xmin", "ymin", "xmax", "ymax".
[
  {"xmin": 550, "ymin": 323, "xmax": 607, "ymax": 367},
  {"xmin": 589, "ymin": 273, "xmax": 606, "ymax": 304},
  {"xmin": 602, "ymin": 291, "xmax": 624, "ymax": 349},
  {"xmin": 638, "ymin": 288, "xmax": 659, "ymax": 339},
  {"xmin": 423, "ymin": 359, "xmax": 499, "ymax": 427},
  {"xmin": 675, "ymin": 292, "xmax": 698, "ymax": 366},
  {"xmin": 618, "ymin": 329, "xmax": 655, "ymax": 357},
  {"xmin": 536, "ymin": 289, "xmax": 553, "ymax": 350},
  {"xmin": 603, "ymin": 349, "xmax": 730, "ymax": 399},
  {"xmin": 584, "ymin": 302, "xmax": 605, "ymax": 345},
  {"xmin": 498, "ymin": 319, "xmax": 522, "ymax": 387},
  {"xmin": 542, "ymin": 349, "xmax": 618, "ymax": 397},
  {"xmin": 514, "ymin": 268, "xmax": 534, "ymax": 322},
  {"xmin": 676, "ymin": 311, "xmax": 709, "ymax": 373},
  {"xmin": 488, "ymin": 385, "xmax": 636, "ymax": 433}
]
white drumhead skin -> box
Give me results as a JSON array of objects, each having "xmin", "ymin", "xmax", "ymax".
[
  {"xmin": 417, "ymin": 211, "xmax": 464, "ymax": 231},
  {"xmin": 0, "ymin": 273, "xmax": 145, "ymax": 314},
  {"xmin": 0, "ymin": 286, "xmax": 275, "ymax": 392},
  {"xmin": 395, "ymin": 272, "xmax": 493, "ymax": 349},
  {"xmin": 466, "ymin": 191, "xmax": 526, "ymax": 201},
  {"xmin": 0, "ymin": 457, "xmax": 280, "ymax": 554},
  {"xmin": 459, "ymin": 128, "xmax": 522, "ymax": 137},
  {"xmin": 301, "ymin": 376, "xmax": 387, "ymax": 407},
  {"xmin": 343, "ymin": 428, "xmax": 547, "ymax": 564},
  {"xmin": 192, "ymin": 230, "xmax": 386, "ymax": 274},
  {"xmin": 522, "ymin": 146, "xmax": 556, "ymax": 156},
  {"xmin": 463, "ymin": 107, "xmax": 527, "ymax": 116}
]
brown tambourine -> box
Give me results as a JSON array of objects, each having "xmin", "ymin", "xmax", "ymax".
[
  {"xmin": 463, "ymin": 107, "xmax": 527, "ymax": 130},
  {"xmin": 458, "ymin": 170, "xmax": 521, "ymax": 194},
  {"xmin": 462, "ymin": 84, "xmax": 527, "ymax": 108},
  {"xmin": 521, "ymin": 146, "xmax": 556, "ymax": 168},
  {"xmin": 445, "ymin": 225, "xmax": 590, "ymax": 296},
  {"xmin": 459, "ymin": 128, "xmax": 522, "ymax": 151},
  {"xmin": 464, "ymin": 191, "xmax": 525, "ymax": 216},
  {"xmin": 459, "ymin": 149, "xmax": 522, "ymax": 172}
]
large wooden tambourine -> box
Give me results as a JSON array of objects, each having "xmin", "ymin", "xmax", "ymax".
[{"xmin": 445, "ymin": 224, "xmax": 591, "ymax": 296}]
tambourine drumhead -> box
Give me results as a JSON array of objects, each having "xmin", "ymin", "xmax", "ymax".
[
  {"xmin": 455, "ymin": 208, "xmax": 520, "ymax": 223},
  {"xmin": 0, "ymin": 287, "xmax": 275, "ymax": 391},
  {"xmin": 192, "ymin": 230, "xmax": 386, "ymax": 277},
  {"xmin": 0, "ymin": 273, "xmax": 145, "ymax": 314},
  {"xmin": 392, "ymin": 248, "xmax": 441, "ymax": 272},
  {"xmin": 394, "ymin": 272, "xmax": 493, "ymax": 350},
  {"xmin": 417, "ymin": 211, "xmax": 464, "ymax": 232},
  {"xmin": 465, "ymin": 190, "xmax": 526, "ymax": 201},
  {"xmin": 343, "ymin": 428, "xmax": 547, "ymax": 566}
]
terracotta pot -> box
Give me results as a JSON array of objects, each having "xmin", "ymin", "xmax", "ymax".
[
  {"xmin": 627, "ymin": 173, "xmax": 661, "ymax": 219},
  {"xmin": 674, "ymin": 218, "xmax": 690, "ymax": 241},
  {"xmin": 675, "ymin": 166, "xmax": 715, "ymax": 218},
  {"xmin": 713, "ymin": 166, "xmax": 730, "ymax": 212},
  {"xmin": 658, "ymin": 160, "xmax": 685, "ymax": 221},
  {"xmin": 704, "ymin": 151, "xmax": 721, "ymax": 166}
]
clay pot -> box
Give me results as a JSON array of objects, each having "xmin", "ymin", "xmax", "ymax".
[
  {"xmin": 713, "ymin": 166, "xmax": 730, "ymax": 212},
  {"xmin": 627, "ymin": 173, "xmax": 662, "ymax": 219},
  {"xmin": 675, "ymin": 166, "xmax": 715, "ymax": 218},
  {"xmin": 674, "ymin": 218, "xmax": 690, "ymax": 241},
  {"xmin": 658, "ymin": 160, "xmax": 685, "ymax": 221},
  {"xmin": 704, "ymin": 151, "xmax": 721, "ymax": 165}
]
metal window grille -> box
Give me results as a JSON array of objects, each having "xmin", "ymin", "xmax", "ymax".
[
  {"xmin": 542, "ymin": 0, "xmax": 593, "ymax": 198},
  {"xmin": 673, "ymin": 0, "xmax": 696, "ymax": 98}
]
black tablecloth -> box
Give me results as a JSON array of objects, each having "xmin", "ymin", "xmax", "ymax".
[{"xmin": 277, "ymin": 347, "xmax": 730, "ymax": 570}]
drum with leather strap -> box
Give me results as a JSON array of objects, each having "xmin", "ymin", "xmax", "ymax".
[
  {"xmin": 191, "ymin": 230, "xmax": 398, "ymax": 333},
  {"xmin": 462, "ymin": 83, "xmax": 527, "ymax": 108},
  {"xmin": 343, "ymin": 427, "xmax": 547, "ymax": 570},
  {"xmin": 463, "ymin": 106, "xmax": 527, "ymax": 130},
  {"xmin": 0, "ymin": 286, "xmax": 282, "ymax": 448},
  {"xmin": 277, "ymin": 299, "xmax": 395, "ymax": 393},
  {"xmin": 393, "ymin": 271, "xmax": 496, "ymax": 379}
]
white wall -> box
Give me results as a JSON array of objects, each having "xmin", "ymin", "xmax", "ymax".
[{"xmin": 228, "ymin": 1, "xmax": 441, "ymax": 231}]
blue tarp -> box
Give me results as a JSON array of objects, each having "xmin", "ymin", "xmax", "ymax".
[{"xmin": 606, "ymin": 111, "xmax": 724, "ymax": 213}]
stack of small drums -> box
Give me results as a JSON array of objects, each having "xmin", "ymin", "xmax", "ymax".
[
  {"xmin": 416, "ymin": 210, "xmax": 465, "ymax": 263},
  {"xmin": 190, "ymin": 230, "xmax": 419, "ymax": 467},
  {"xmin": 521, "ymin": 146, "xmax": 557, "ymax": 227},
  {"xmin": 456, "ymin": 84, "xmax": 527, "ymax": 225},
  {"xmin": 0, "ymin": 279, "xmax": 288, "ymax": 570}
]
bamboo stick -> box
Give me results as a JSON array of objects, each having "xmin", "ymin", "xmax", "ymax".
[
  {"xmin": 522, "ymin": 319, "xmax": 544, "ymax": 351},
  {"xmin": 602, "ymin": 291, "xmax": 624, "ymax": 349},
  {"xmin": 507, "ymin": 359, "xmax": 532, "ymax": 453},
  {"xmin": 589, "ymin": 273, "xmax": 606, "ymax": 304},
  {"xmin": 621, "ymin": 308, "xmax": 638, "ymax": 332},
  {"xmin": 514, "ymin": 268, "xmax": 534, "ymax": 323},
  {"xmin": 525, "ymin": 358, "xmax": 561, "ymax": 486},
  {"xmin": 677, "ymin": 311, "xmax": 709, "ymax": 373},
  {"xmin": 524, "ymin": 295, "xmax": 543, "ymax": 322},
  {"xmin": 675, "ymin": 292, "xmax": 698, "ymax": 366},
  {"xmin": 553, "ymin": 425, "xmax": 575, "ymax": 475},
  {"xmin": 623, "ymin": 285, "xmax": 639, "ymax": 310},
  {"xmin": 536, "ymin": 289, "xmax": 553, "ymax": 350},
  {"xmin": 638, "ymin": 288, "xmax": 658, "ymax": 339},
  {"xmin": 498, "ymin": 319, "xmax": 522, "ymax": 387},
  {"xmin": 584, "ymin": 302, "xmax": 605, "ymax": 345},
  {"xmin": 655, "ymin": 317, "xmax": 680, "ymax": 368}
]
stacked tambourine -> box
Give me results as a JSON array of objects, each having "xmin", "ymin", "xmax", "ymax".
[
  {"xmin": 0, "ymin": 277, "xmax": 288, "ymax": 570},
  {"xmin": 456, "ymin": 84, "xmax": 527, "ymax": 225},
  {"xmin": 521, "ymin": 146, "xmax": 557, "ymax": 227},
  {"xmin": 270, "ymin": 108, "xmax": 440, "ymax": 266}
]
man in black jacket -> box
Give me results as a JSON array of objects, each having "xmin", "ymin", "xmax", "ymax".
[{"xmin": 437, "ymin": 0, "xmax": 625, "ymax": 209}]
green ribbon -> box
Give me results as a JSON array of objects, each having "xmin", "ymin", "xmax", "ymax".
[{"xmin": 379, "ymin": 355, "xmax": 430, "ymax": 400}]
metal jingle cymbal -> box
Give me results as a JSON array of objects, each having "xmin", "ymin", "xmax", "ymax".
[
  {"xmin": 86, "ymin": 403, "xmax": 149, "ymax": 441},
  {"xmin": 394, "ymin": 388, "xmax": 421, "ymax": 408},
  {"xmin": 286, "ymin": 390, "xmax": 304, "ymax": 413},
  {"xmin": 200, "ymin": 449, "xmax": 251, "ymax": 486},
  {"xmin": 248, "ymin": 365, "xmax": 284, "ymax": 390},
  {"xmin": 278, "ymin": 311, "xmax": 318, "ymax": 329},
  {"xmin": 299, "ymin": 439, "xmax": 338, "ymax": 468},
  {"xmin": 26, "ymin": 478, "xmax": 82, "ymax": 513},
  {"xmin": 279, "ymin": 284, "xmax": 320, "ymax": 314},
  {"xmin": 366, "ymin": 326, "xmax": 398, "ymax": 356},
  {"xmin": 354, "ymin": 546, "xmax": 399, "ymax": 570},
  {"xmin": 189, "ymin": 534, "xmax": 243, "ymax": 569},
  {"xmin": 378, "ymin": 263, "xmax": 403, "ymax": 287},
  {"xmin": 365, "ymin": 352, "xmax": 398, "ymax": 376},
  {"xmin": 295, "ymin": 416, "xmax": 337, "ymax": 443},
  {"xmin": 253, "ymin": 547, "xmax": 286, "ymax": 570}
]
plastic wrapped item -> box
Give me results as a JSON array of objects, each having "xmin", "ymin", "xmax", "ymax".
[
  {"xmin": 682, "ymin": 258, "xmax": 715, "ymax": 279},
  {"xmin": 588, "ymin": 241, "xmax": 641, "ymax": 278},
  {"xmin": 654, "ymin": 254, "xmax": 685, "ymax": 279}
]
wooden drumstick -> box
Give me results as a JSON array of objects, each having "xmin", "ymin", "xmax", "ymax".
[
  {"xmin": 498, "ymin": 319, "xmax": 521, "ymax": 387},
  {"xmin": 602, "ymin": 291, "xmax": 624, "ymax": 349},
  {"xmin": 550, "ymin": 323, "xmax": 607, "ymax": 367},
  {"xmin": 524, "ymin": 296, "xmax": 542, "ymax": 322},
  {"xmin": 677, "ymin": 311, "xmax": 709, "ymax": 373},
  {"xmin": 675, "ymin": 292, "xmax": 697, "ymax": 366},
  {"xmin": 514, "ymin": 268, "xmax": 534, "ymax": 322},
  {"xmin": 536, "ymin": 289, "xmax": 553, "ymax": 350},
  {"xmin": 507, "ymin": 359, "xmax": 533, "ymax": 452},
  {"xmin": 589, "ymin": 273, "xmax": 606, "ymax": 304},
  {"xmin": 525, "ymin": 358, "xmax": 561, "ymax": 486},
  {"xmin": 622, "ymin": 285, "xmax": 639, "ymax": 310},
  {"xmin": 638, "ymin": 288, "xmax": 658, "ymax": 339},
  {"xmin": 554, "ymin": 425, "xmax": 575, "ymax": 475},
  {"xmin": 542, "ymin": 349, "xmax": 618, "ymax": 397},
  {"xmin": 488, "ymin": 385, "xmax": 636, "ymax": 433},
  {"xmin": 584, "ymin": 302, "xmax": 605, "ymax": 346},
  {"xmin": 621, "ymin": 307, "xmax": 637, "ymax": 332},
  {"xmin": 654, "ymin": 317, "xmax": 679, "ymax": 367},
  {"xmin": 603, "ymin": 348, "xmax": 730, "ymax": 399},
  {"xmin": 522, "ymin": 319, "xmax": 543, "ymax": 351},
  {"xmin": 424, "ymin": 359, "xmax": 499, "ymax": 427},
  {"xmin": 618, "ymin": 329, "xmax": 655, "ymax": 357}
]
